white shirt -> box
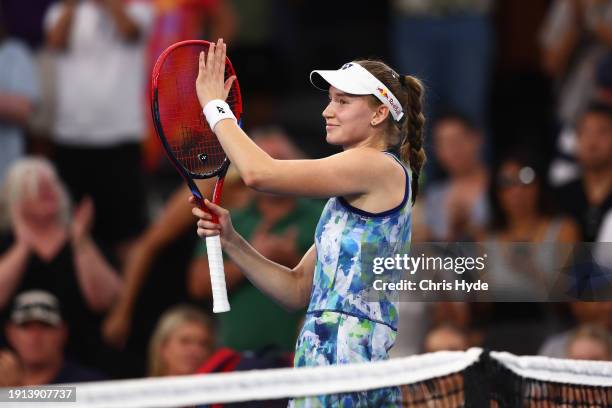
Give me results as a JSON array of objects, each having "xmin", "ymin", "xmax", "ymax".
[{"xmin": 44, "ymin": 1, "xmax": 153, "ymax": 146}]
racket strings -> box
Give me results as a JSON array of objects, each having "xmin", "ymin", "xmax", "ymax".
[
  {"xmin": 171, "ymin": 124, "xmax": 222, "ymax": 174},
  {"xmin": 155, "ymin": 43, "xmax": 240, "ymax": 176}
]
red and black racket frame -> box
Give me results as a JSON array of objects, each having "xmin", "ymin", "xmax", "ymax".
[{"xmin": 150, "ymin": 40, "xmax": 243, "ymax": 223}]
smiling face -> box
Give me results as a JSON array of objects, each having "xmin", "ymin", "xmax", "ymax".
[{"xmin": 322, "ymin": 86, "xmax": 381, "ymax": 149}]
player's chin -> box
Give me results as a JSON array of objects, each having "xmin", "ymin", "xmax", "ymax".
[{"xmin": 325, "ymin": 131, "xmax": 344, "ymax": 145}]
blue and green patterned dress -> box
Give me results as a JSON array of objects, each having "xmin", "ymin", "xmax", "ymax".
[{"xmin": 291, "ymin": 153, "xmax": 413, "ymax": 407}]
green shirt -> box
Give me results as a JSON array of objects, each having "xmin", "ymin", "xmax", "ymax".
[{"xmin": 194, "ymin": 198, "xmax": 324, "ymax": 352}]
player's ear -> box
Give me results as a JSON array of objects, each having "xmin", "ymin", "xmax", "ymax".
[{"xmin": 371, "ymin": 104, "xmax": 390, "ymax": 127}]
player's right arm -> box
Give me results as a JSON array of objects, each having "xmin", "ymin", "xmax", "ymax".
[
  {"xmin": 191, "ymin": 199, "xmax": 315, "ymax": 311},
  {"xmin": 196, "ymin": 40, "xmax": 404, "ymax": 202}
]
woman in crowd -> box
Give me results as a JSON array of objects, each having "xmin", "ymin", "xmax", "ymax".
[{"xmin": 148, "ymin": 305, "xmax": 216, "ymax": 377}]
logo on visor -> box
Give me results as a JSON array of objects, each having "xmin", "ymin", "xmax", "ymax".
[
  {"xmin": 341, "ymin": 63, "xmax": 354, "ymax": 70},
  {"xmin": 376, "ymin": 87, "xmax": 402, "ymax": 118}
]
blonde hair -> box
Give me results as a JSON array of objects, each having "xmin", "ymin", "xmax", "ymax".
[
  {"xmin": 0, "ymin": 157, "xmax": 71, "ymax": 231},
  {"xmin": 148, "ymin": 305, "xmax": 215, "ymax": 377}
]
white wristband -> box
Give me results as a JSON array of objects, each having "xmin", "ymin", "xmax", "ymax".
[{"xmin": 203, "ymin": 99, "xmax": 237, "ymax": 131}]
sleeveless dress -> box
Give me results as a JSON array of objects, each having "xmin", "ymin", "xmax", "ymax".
[{"xmin": 291, "ymin": 153, "xmax": 413, "ymax": 407}]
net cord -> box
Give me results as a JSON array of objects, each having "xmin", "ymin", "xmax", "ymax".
[
  {"xmin": 0, "ymin": 348, "xmax": 482, "ymax": 408},
  {"xmin": 490, "ymin": 350, "xmax": 612, "ymax": 387}
]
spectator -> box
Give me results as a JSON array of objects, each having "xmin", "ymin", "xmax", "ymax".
[
  {"xmin": 550, "ymin": 53, "xmax": 612, "ymax": 186},
  {"xmin": 0, "ymin": 8, "xmax": 40, "ymax": 182},
  {"xmin": 0, "ymin": 157, "xmax": 121, "ymax": 368},
  {"xmin": 0, "ymin": 157, "xmax": 121, "ymax": 310},
  {"xmin": 148, "ymin": 305, "xmax": 215, "ymax": 377},
  {"xmin": 44, "ymin": 0, "xmax": 154, "ymax": 261},
  {"xmin": 543, "ymin": 1, "xmax": 612, "ymax": 186},
  {"xmin": 540, "ymin": 0, "xmax": 612, "ymax": 127},
  {"xmin": 555, "ymin": 102, "xmax": 612, "ymax": 241},
  {"xmin": 566, "ymin": 324, "xmax": 612, "ymax": 361},
  {"xmin": 489, "ymin": 152, "xmax": 580, "ymax": 245},
  {"xmin": 3, "ymin": 290, "xmax": 106, "ymax": 384},
  {"xmin": 390, "ymin": 0, "xmax": 494, "ymax": 180},
  {"xmin": 483, "ymin": 152, "xmax": 579, "ymax": 300},
  {"xmin": 188, "ymin": 128, "xmax": 323, "ymax": 353},
  {"xmin": 423, "ymin": 112, "xmax": 490, "ymax": 241},
  {"xmin": 471, "ymin": 153, "xmax": 581, "ymax": 354},
  {"xmin": 539, "ymin": 302, "xmax": 612, "ymax": 358}
]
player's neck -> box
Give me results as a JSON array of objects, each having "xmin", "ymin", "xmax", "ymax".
[{"xmin": 343, "ymin": 135, "xmax": 386, "ymax": 152}]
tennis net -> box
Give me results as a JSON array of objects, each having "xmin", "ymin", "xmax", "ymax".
[{"xmin": 1, "ymin": 348, "xmax": 611, "ymax": 407}]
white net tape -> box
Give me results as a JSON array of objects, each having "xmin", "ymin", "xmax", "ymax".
[
  {"xmin": 0, "ymin": 348, "xmax": 482, "ymax": 408},
  {"xmin": 3, "ymin": 348, "xmax": 612, "ymax": 407},
  {"xmin": 490, "ymin": 350, "xmax": 612, "ymax": 387}
]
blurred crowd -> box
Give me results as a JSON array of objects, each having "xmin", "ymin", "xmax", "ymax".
[{"xmin": 0, "ymin": 0, "xmax": 611, "ymax": 389}]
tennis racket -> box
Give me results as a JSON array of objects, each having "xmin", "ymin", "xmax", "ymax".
[{"xmin": 151, "ymin": 40, "xmax": 242, "ymax": 313}]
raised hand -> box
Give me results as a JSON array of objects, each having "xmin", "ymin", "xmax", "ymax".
[
  {"xmin": 195, "ymin": 39, "xmax": 236, "ymax": 109},
  {"xmin": 10, "ymin": 203, "xmax": 37, "ymax": 249},
  {"xmin": 71, "ymin": 196, "xmax": 94, "ymax": 243}
]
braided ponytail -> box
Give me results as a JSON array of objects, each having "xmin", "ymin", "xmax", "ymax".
[
  {"xmin": 399, "ymin": 75, "xmax": 426, "ymax": 204},
  {"xmin": 355, "ymin": 60, "xmax": 427, "ymax": 204}
]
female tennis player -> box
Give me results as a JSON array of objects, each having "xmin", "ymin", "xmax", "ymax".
[{"xmin": 192, "ymin": 39, "xmax": 425, "ymax": 406}]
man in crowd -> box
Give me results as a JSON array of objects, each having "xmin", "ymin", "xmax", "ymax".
[
  {"xmin": 44, "ymin": 0, "xmax": 154, "ymax": 261},
  {"xmin": 3, "ymin": 290, "xmax": 105, "ymax": 384},
  {"xmin": 555, "ymin": 103, "xmax": 612, "ymax": 241}
]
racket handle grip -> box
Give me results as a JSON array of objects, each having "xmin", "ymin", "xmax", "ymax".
[{"xmin": 206, "ymin": 235, "xmax": 231, "ymax": 313}]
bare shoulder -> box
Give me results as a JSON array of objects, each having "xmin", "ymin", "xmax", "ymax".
[
  {"xmin": 335, "ymin": 147, "xmax": 403, "ymax": 173},
  {"xmin": 338, "ymin": 148, "xmax": 407, "ymax": 212}
]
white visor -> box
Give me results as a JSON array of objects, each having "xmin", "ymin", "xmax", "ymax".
[{"xmin": 310, "ymin": 62, "xmax": 404, "ymax": 122}]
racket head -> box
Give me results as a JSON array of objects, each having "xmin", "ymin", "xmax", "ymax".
[{"xmin": 151, "ymin": 40, "xmax": 243, "ymax": 200}]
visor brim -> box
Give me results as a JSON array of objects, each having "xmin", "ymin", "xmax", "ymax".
[{"xmin": 309, "ymin": 70, "xmax": 371, "ymax": 95}]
